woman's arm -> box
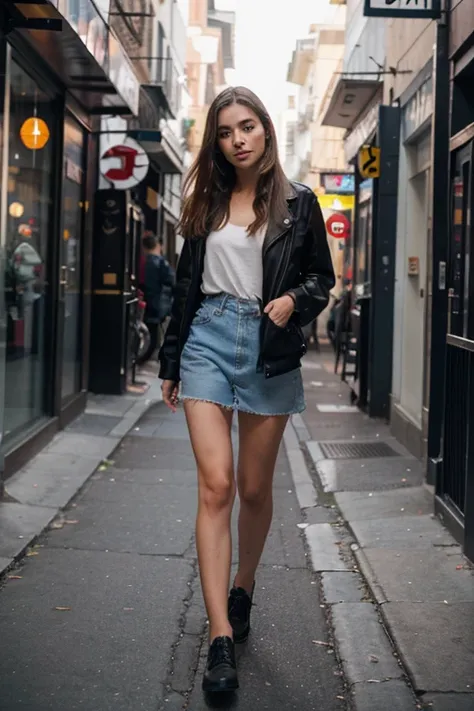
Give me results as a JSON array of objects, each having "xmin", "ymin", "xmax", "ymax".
[
  {"xmin": 288, "ymin": 195, "xmax": 335, "ymax": 328},
  {"xmin": 158, "ymin": 240, "xmax": 192, "ymax": 382}
]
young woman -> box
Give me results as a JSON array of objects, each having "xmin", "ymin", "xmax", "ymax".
[{"xmin": 159, "ymin": 86, "xmax": 334, "ymax": 693}]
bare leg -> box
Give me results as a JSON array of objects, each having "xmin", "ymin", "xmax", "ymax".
[
  {"xmin": 184, "ymin": 401, "xmax": 235, "ymax": 642},
  {"xmin": 234, "ymin": 413, "xmax": 289, "ymax": 594}
]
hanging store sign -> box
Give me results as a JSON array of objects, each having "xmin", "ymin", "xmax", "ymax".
[
  {"xmin": 363, "ymin": 0, "xmax": 441, "ymax": 19},
  {"xmin": 358, "ymin": 145, "xmax": 381, "ymax": 179},
  {"xmin": 321, "ymin": 173, "xmax": 355, "ymax": 195},
  {"xmin": 326, "ymin": 213, "xmax": 351, "ymax": 240},
  {"xmin": 100, "ymin": 137, "xmax": 150, "ymax": 190},
  {"xmin": 20, "ymin": 117, "xmax": 50, "ymax": 150}
]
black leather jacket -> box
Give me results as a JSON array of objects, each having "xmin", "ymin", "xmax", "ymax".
[{"xmin": 159, "ymin": 180, "xmax": 335, "ymax": 381}]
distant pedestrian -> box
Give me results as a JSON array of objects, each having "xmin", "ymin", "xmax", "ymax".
[
  {"xmin": 159, "ymin": 86, "xmax": 334, "ymax": 694},
  {"xmin": 140, "ymin": 233, "xmax": 174, "ymax": 363}
]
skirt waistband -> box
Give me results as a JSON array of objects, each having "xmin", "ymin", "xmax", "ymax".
[{"xmin": 202, "ymin": 292, "xmax": 261, "ymax": 316}]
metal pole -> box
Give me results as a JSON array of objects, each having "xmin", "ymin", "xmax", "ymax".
[{"xmin": 426, "ymin": 0, "xmax": 451, "ymax": 480}]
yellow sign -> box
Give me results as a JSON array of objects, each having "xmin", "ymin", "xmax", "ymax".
[
  {"xmin": 20, "ymin": 117, "xmax": 50, "ymax": 150},
  {"xmin": 317, "ymin": 194, "xmax": 355, "ymax": 211},
  {"xmin": 358, "ymin": 145, "xmax": 380, "ymax": 179}
]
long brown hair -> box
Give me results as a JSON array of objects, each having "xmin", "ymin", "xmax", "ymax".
[{"xmin": 178, "ymin": 86, "xmax": 289, "ymax": 239}]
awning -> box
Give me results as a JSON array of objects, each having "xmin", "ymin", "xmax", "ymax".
[
  {"xmin": 129, "ymin": 130, "xmax": 184, "ymax": 175},
  {"xmin": 8, "ymin": 0, "xmax": 140, "ymax": 116},
  {"xmin": 321, "ymin": 77, "xmax": 382, "ymax": 131}
]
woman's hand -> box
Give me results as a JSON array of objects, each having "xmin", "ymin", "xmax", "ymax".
[
  {"xmin": 162, "ymin": 380, "xmax": 179, "ymax": 412},
  {"xmin": 264, "ymin": 294, "xmax": 295, "ymax": 328}
]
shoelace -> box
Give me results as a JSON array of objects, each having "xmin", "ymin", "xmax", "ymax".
[{"xmin": 209, "ymin": 637, "xmax": 234, "ymax": 668}]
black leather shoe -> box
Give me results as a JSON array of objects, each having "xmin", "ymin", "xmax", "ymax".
[
  {"xmin": 228, "ymin": 582, "xmax": 255, "ymax": 643},
  {"xmin": 202, "ymin": 636, "xmax": 239, "ymax": 693}
]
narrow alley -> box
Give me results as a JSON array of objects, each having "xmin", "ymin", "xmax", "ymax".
[{"xmin": 1, "ymin": 349, "xmax": 472, "ymax": 710}]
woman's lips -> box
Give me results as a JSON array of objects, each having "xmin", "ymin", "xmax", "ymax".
[{"xmin": 234, "ymin": 151, "xmax": 251, "ymax": 161}]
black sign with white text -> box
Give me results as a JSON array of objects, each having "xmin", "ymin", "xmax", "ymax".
[{"xmin": 363, "ymin": 0, "xmax": 441, "ymax": 19}]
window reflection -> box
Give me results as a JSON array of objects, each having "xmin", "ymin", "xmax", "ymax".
[{"xmin": 4, "ymin": 59, "xmax": 53, "ymax": 439}]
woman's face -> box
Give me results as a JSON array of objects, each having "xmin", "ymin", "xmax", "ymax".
[{"xmin": 217, "ymin": 102, "xmax": 267, "ymax": 171}]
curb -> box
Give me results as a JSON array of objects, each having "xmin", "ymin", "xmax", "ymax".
[
  {"xmin": 0, "ymin": 386, "xmax": 162, "ymax": 580},
  {"xmin": 284, "ymin": 415, "xmax": 419, "ymax": 710}
]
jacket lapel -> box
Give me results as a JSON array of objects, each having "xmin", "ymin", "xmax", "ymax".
[{"xmin": 262, "ymin": 179, "xmax": 298, "ymax": 256}]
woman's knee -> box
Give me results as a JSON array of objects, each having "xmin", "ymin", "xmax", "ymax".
[
  {"xmin": 238, "ymin": 480, "xmax": 272, "ymax": 509},
  {"xmin": 199, "ymin": 472, "xmax": 235, "ymax": 512}
]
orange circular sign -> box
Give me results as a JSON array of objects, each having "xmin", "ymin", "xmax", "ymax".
[{"xmin": 20, "ymin": 117, "xmax": 50, "ymax": 150}]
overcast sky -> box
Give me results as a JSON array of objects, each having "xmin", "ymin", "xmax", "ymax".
[{"xmin": 215, "ymin": 0, "xmax": 343, "ymax": 118}]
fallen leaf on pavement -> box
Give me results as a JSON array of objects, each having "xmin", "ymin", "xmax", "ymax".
[
  {"xmin": 369, "ymin": 654, "xmax": 379, "ymax": 663},
  {"xmin": 456, "ymin": 565, "xmax": 464, "ymax": 570},
  {"xmin": 50, "ymin": 521, "xmax": 64, "ymax": 529},
  {"xmin": 54, "ymin": 606, "xmax": 71, "ymax": 611},
  {"xmin": 65, "ymin": 520, "xmax": 79, "ymax": 525},
  {"xmin": 8, "ymin": 575, "xmax": 22, "ymax": 580},
  {"xmin": 312, "ymin": 640, "xmax": 331, "ymax": 647},
  {"xmin": 26, "ymin": 551, "xmax": 39, "ymax": 557}
]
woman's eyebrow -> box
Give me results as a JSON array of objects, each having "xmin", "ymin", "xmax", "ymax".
[{"xmin": 218, "ymin": 119, "xmax": 254, "ymax": 130}]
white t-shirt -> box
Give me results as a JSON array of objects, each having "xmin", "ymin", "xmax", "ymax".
[{"xmin": 201, "ymin": 222, "xmax": 265, "ymax": 301}]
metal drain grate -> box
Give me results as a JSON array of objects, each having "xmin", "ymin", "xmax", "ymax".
[{"xmin": 319, "ymin": 441, "xmax": 398, "ymax": 459}]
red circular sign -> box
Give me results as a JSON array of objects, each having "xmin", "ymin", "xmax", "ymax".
[{"xmin": 326, "ymin": 213, "xmax": 350, "ymax": 239}]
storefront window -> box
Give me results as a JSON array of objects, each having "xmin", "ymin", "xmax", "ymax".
[{"xmin": 3, "ymin": 59, "xmax": 55, "ymax": 440}]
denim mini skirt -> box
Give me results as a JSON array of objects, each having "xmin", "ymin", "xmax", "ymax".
[{"xmin": 180, "ymin": 293, "xmax": 305, "ymax": 416}]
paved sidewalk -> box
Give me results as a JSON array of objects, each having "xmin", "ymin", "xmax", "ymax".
[
  {"xmin": 0, "ymin": 369, "xmax": 162, "ymax": 578},
  {"xmin": 0, "ymin": 394, "xmax": 346, "ymax": 711},
  {"xmin": 298, "ymin": 347, "xmax": 474, "ymax": 711},
  {"xmin": 1, "ymin": 350, "xmax": 473, "ymax": 710}
]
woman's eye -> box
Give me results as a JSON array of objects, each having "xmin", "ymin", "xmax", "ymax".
[
  {"xmin": 244, "ymin": 125, "xmax": 254, "ymax": 132},
  {"xmin": 219, "ymin": 131, "xmax": 230, "ymax": 139}
]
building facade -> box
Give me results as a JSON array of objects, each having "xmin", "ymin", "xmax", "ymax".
[
  {"xmin": 89, "ymin": 0, "xmax": 188, "ymax": 394},
  {"xmin": 0, "ymin": 0, "xmax": 141, "ymax": 484},
  {"xmin": 284, "ymin": 21, "xmax": 351, "ymax": 337},
  {"xmin": 185, "ymin": 0, "xmax": 234, "ymax": 162},
  {"xmin": 0, "ymin": 0, "xmax": 190, "ymax": 487},
  {"xmin": 433, "ymin": 0, "xmax": 474, "ymax": 560},
  {"xmin": 320, "ymin": 0, "xmax": 474, "ymax": 560},
  {"xmin": 384, "ymin": 17, "xmax": 437, "ymax": 460},
  {"xmin": 322, "ymin": 0, "xmax": 401, "ymax": 419},
  {"xmin": 285, "ymin": 25, "xmax": 347, "ymax": 189}
]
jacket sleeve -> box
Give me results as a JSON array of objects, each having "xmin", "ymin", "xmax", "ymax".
[
  {"xmin": 289, "ymin": 195, "xmax": 335, "ymax": 327},
  {"xmin": 158, "ymin": 239, "xmax": 192, "ymax": 382},
  {"xmin": 159, "ymin": 258, "xmax": 175, "ymax": 287}
]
